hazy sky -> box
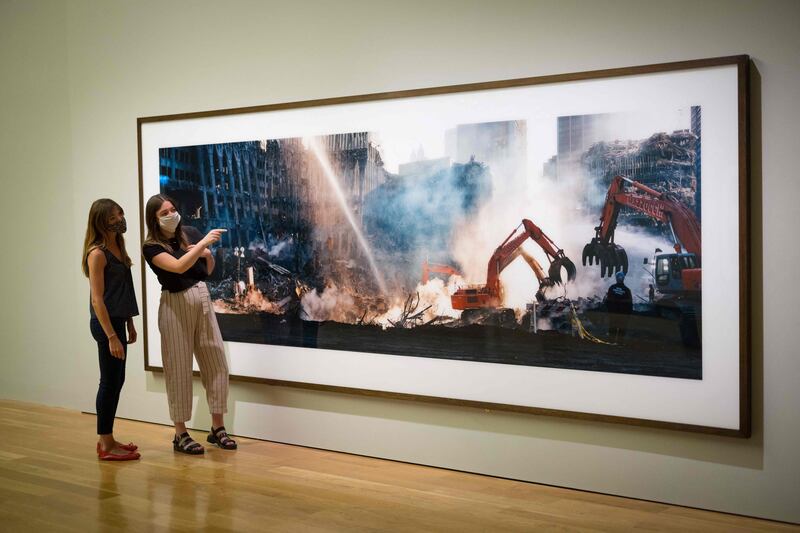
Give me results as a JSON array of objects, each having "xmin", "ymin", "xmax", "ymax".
[{"xmin": 373, "ymin": 106, "xmax": 692, "ymax": 176}]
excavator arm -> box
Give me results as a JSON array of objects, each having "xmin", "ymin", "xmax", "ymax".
[
  {"xmin": 451, "ymin": 218, "xmax": 576, "ymax": 311},
  {"xmin": 583, "ymin": 175, "xmax": 702, "ymax": 277},
  {"xmin": 486, "ymin": 218, "xmax": 576, "ymax": 297},
  {"xmin": 421, "ymin": 260, "xmax": 462, "ymax": 284},
  {"xmin": 516, "ymin": 248, "xmax": 555, "ymax": 302}
]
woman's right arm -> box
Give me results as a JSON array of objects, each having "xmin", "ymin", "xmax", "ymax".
[
  {"xmin": 151, "ymin": 229, "xmax": 225, "ymax": 274},
  {"xmin": 88, "ymin": 249, "xmax": 125, "ymax": 359}
]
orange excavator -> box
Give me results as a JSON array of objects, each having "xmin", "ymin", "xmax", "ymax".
[
  {"xmin": 421, "ymin": 260, "xmax": 462, "ymax": 285},
  {"xmin": 451, "ymin": 219, "xmax": 577, "ymax": 311},
  {"xmin": 582, "ymin": 175, "xmax": 701, "ymax": 295}
]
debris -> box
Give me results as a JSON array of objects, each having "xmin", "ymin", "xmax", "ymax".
[{"xmin": 581, "ymin": 130, "xmax": 698, "ymax": 218}]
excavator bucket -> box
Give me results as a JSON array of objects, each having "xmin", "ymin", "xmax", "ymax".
[{"xmin": 548, "ymin": 256, "xmax": 577, "ymax": 285}]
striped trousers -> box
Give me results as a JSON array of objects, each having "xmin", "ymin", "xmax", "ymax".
[{"xmin": 158, "ymin": 282, "xmax": 229, "ymax": 423}]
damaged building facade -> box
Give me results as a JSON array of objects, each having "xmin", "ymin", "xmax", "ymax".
[
  {"xmin": 307, "ymin": 133, "xmax": 387, "ymax": 262},
  {"xmin": 159, "ymin": 132, "xmax": 389, "ymax": 280},
  {"xmin": 160, "ymin": 142, "xmax": 271, "ymax": 248},
  {"xmin": 544, "ymin": 107, "xmax": 702, "ymax": 222}
]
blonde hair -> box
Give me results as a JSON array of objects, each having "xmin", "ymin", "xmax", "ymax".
[{"xmin": 81, "ymin": 198, "xmax": 132, "ymax": 277}]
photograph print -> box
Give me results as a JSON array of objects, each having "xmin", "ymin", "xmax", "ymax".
[
  {"xmin": 139, "ymin": 56, "xmax": 748, "ymax": 434},
  {"xmin": 159, "ymin": 107, "xmax": 703, "ymax": 379}
]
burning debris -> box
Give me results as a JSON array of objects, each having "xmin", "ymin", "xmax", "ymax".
[
  {"xmin": 379, "ymin": 292, "xmax": 432, "ymax": 329},
  {"xmin": 199, "ymin": 139, "xmax": 601, "ymax": 340},
  {"xmin": 208, "ymin": 244, "xmax": 305, "ymax": 316}
]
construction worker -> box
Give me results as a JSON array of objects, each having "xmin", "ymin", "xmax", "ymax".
[{"xmin": 606, "ymin": 271, "xmax": 633, "ymax": 343}]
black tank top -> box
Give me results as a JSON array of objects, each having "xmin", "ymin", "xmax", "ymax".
[{"xmin": 89, "ymin": 248, "xmax": 140, "ymax": 319}]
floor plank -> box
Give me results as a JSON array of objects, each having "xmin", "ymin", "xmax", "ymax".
[{"xmin": 0, "ymin": 400, "xmax": 795, "ymax": 532}]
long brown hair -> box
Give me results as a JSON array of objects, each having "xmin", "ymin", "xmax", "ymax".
[
  {"xmin": 81, "ymin": 198, "xmax": 133, "ymax": 277},
  {"xmin": 143, "ymin": 194, "xmax": 187, "ymax": 251}
]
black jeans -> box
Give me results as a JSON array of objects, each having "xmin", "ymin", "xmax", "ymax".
[{"xmin": 90, "ymin": 317, "xmax": 128, "ymax": 435}]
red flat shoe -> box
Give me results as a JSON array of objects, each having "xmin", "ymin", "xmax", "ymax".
[{"xmin": 96, "ymin": 442, "xmax": 140, "ymax": 461}]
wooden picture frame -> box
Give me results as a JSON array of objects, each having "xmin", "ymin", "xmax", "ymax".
[{"xmin": 138, "ymin": 55, "xmax": 750, "ymax": 436}]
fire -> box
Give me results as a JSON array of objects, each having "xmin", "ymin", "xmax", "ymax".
[
  {"xmin": 373, "ymin": 276, "xmax": 463, "ymax": 329},
  {"xmin": 213, "ymin": 287, "xmax": 288, "ymax": 315}
]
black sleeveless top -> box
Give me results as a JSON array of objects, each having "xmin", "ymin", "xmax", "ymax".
[{"xmin": 89, "ymin": 248, "xmax": 140, "ymax": 319}]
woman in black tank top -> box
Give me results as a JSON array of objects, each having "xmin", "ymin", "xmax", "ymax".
[{"xmin": 82, "ymin": 199, "xmax": 141, "ymax": 461}]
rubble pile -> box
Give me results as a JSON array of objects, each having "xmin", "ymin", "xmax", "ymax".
[
  {"xmin": 581, "ymin": 130, "xmax": 699, "ymax": 225},
  {"xmin": 582, "ymin": 130, "xmax": 697, "ymax": 188},
  {"xmin": 519, "ymin": 296, "xmax": 605, "ymax": 334}
]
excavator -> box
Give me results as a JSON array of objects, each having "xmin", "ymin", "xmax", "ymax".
[
  {"xmin": 421, "ymin": 260, "xmax": 462, "ymax": 285},
  {"xmin": 451, "ymin": 219, "xmax": 577, "ymax": 316},
  {"xmin": 582, "ymin": 175, "xmax": 701, "ymax": 295},
  {"xmin": 582, "ymin": 175, "xmax": 701, "ymax": 345}
]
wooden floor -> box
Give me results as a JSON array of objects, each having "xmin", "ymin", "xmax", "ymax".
[{"xmin": 0, "ymin": 401, "xmax": 795, "ymax": 532}]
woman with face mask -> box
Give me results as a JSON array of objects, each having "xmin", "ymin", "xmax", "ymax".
[
  {"xmin": 82, "ymin": 199, "xmax": 141, "ymax": 461},
  {"xmin": 142, "ymin": 194, "xmax": 236, "ymax": 455}
]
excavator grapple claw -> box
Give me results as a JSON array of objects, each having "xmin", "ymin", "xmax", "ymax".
[
  {"xmin": 583, "ymin": 241, "xmax": 629, "ymax": 278},
  {"xmin": 548, "ymin": 256, "xmax": 578, "ymax": 285},
  {"xmin": 582, "ymin": 238, "xmax": 602, "ymax": 268},
  {"xmin": 582, "ymin": 240, "xmax": 595, "ymax": 266}
]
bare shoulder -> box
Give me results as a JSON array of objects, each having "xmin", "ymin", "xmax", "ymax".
[
  {"xmin": 88, "ymin": 247, "xmax": 106, "ymax": 261},
  {"xmin": 87, "ymin": 247, "xmax": 107, "ymax": 274}
]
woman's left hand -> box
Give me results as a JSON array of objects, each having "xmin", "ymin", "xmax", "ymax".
[{"xmin": 127, "ymin": 321, "xmax": 137, "ymax": 344}]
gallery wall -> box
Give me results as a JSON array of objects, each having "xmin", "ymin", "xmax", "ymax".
[{"xmin": 1, "ymin": 0, "xmax": 799, "ymax": 523}]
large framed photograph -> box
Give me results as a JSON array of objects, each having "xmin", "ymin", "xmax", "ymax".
[{"xmin": 138, "ymin": 55, "xmax": 750, "ymax": 436}]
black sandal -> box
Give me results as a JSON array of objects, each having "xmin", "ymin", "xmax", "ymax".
[
  {"xmin": 207, "ymin": 426, "xmax": 237, "ymax": 450},
  {"xmin": 173, "ymin": 432, "xmax": 204, "ymax": 455}
]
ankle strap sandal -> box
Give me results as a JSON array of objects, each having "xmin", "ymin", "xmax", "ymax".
[
  {"xmin": 207, "ymin": 426, "xmax": 237, "ymax": 450},
  {"xmin": 173, "ymin": 432, "xmax": 204, "ymax": 455}
]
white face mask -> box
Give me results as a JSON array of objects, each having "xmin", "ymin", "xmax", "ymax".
[{"xmin": 159, "ymin": 212, "xmax": 181, "ymax": 233}]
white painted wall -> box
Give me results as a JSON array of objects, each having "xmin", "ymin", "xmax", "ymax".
[{"xmin": 1, "ymin": 0, "xmax": 798, "ymax": 523}]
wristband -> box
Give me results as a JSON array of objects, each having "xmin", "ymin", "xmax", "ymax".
[{"xmin": 108, "ymin": 333, "xmax": 118, "ymax": 339}]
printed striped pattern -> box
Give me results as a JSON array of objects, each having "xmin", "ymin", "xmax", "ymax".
[{"xmin": 158, "ymin": 282, "xmax": 229, "ymax": 422}]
